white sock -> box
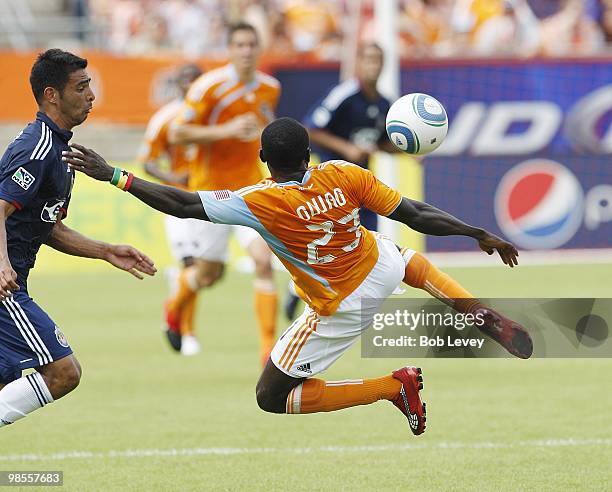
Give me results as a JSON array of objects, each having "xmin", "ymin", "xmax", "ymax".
[{"xmin": 0, "ymin": 373, "xmax": 53, "ymax": 428}]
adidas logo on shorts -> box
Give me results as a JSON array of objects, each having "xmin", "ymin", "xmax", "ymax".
[{"xmin": 296, "ymin": 362, "xmax": 312, "ymax": 374}]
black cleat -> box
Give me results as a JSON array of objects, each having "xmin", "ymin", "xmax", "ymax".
[{"xmin": 164, "ymin": 328, "xmax": 182, "ymax": 352}]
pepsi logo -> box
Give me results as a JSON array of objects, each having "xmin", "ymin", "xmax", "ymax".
[{"xmin": 495, "ymin": 160, "xmax": 584, "ymax": 249}]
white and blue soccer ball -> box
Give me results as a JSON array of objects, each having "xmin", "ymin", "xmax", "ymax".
[{"xmin": 385, "ymin": 93, "xmax": 448, "ymax": 155}]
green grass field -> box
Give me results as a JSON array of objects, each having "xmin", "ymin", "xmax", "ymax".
[{"xmin": 1, "ymin": 263, "xmax": 612, "ymax": 491}]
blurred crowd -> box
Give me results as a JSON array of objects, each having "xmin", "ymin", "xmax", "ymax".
[{"xmin": 78, "ymin": 0, "xmax": 612, "ymax": 59}]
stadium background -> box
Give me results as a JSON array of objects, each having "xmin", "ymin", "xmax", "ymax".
[{"xmin": 0, "ymin": 1, "xmax": 611, "ymax": 490}]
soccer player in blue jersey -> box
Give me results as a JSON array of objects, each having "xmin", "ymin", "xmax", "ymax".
[
  {"xmin": 304, "ymin": 42, "xmax": 395, "ymax": 232},
  {"xmin": 0, "ymin": 49, "xmax": 156, "ymax": 429},
  {"xmin": 285, "ymin": 42, "xmax": 397, "ymax": 318}
]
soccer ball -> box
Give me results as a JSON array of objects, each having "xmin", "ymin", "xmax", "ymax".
[{"xmin": 385, "ymin": 93, "xmax": 448, "ymax": 155}]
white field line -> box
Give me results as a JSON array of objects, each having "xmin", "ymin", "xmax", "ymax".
[
  {"xmin": 0, "ymin": 438, "xmax": 611, "ymax": 462},
  {"xmin": 427, "ymin": 248, "xmax": 612, "ymax": 268}
]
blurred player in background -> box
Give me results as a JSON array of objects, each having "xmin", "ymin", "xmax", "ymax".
[
  {"xmin": 0, "ymin": 49, "xmax": 155, "ymax": 429},
  {"xmin": 167, "ymin": 22, "xmax": 281, "ymax": 363},
  {"xmin": 284, "ymin": 42, "xmax": 395, "ymax": 319},
  {"xmin": 304, "ymin": 42, "xmax": 393, "ymax": 231},
  {"xmin": 137, "ymin": 63, "xmax": 202, "ymax": 355},
  {"xmin": 66, "ymin": 117, "xmax": 532, "ymax": 437}
]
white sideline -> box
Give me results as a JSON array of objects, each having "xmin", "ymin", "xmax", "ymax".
[
  {"xmin": 0, "ymin": 438, "xmax": 610, "ymax": 462},
  {"xmin": 427, "ymin": 248, "xmax": 612, "ymax": 268}
]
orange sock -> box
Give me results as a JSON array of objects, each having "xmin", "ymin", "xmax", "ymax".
[
  {"xmin": 286, "ymin": 376, "xmax": 401, "ymax": 414},
  {"xmin": 180, "ymin": 292, "xmax": 197, "ymax": 336},
  {"xmin": 254, "ymin": 280, "xmax": 277, "ymax": 358},
  {"xmin": 168, "ymin": 267, "xmax": 198, "ymax": 315},
  {"xmin": 402, "ymin": 250, "xmax": 482, "ymax": 314}
]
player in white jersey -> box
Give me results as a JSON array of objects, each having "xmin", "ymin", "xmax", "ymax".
[{"xmin": 137, "ymin": 64, "xmax": 202, "ymax": 355}]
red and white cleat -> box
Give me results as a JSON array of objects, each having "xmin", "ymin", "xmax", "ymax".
[
  {"xmin": 391, "ymin": 366, "xmax": 426, "ymax": 436},
  {"xmin": 473, "ymin": 307, "xmax": 533, "ymax": 359}
]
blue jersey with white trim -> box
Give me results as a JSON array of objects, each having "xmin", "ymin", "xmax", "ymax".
[
  {"xmin": 303, "ymin": 78, "xmax": 391, "ymax": 166},
  {"xmin": 0, "ymin": 112, "xmax": 75, "ymax": 287}
]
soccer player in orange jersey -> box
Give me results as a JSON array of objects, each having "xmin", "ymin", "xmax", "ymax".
[
  {"xmin": 137, "ymin": 64, "xmax": 202, "ymax": 355},
  {"xmin": 166, "ymin": 22, "xmax": 281, "ymax": 363},
  {"xmin": 65, "ymin": 117, "xmax": 533, "ymax": 435}
]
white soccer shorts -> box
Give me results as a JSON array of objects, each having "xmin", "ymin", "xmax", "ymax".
[
  {"xmin": 271, "ymin": 235, "xmax": 413, "ymax": 378},
  {"xmin": 164, "ymin": 215, "xmax": 259, "ymax": 262}
]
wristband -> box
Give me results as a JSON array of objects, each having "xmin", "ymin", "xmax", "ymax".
[
  {"xmin": 124, "ymin": 172, "xmax": 134, "ymax": 192},
  {"xmin": 110, "ymin": 167, "xmax": 134, "ymax": 191},
  {"xmin": 110, "ymin": 167, "xmax": 122, "ymax": 186}
]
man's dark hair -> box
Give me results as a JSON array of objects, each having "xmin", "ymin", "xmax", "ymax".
[
  {"xmin": 261, "ymin": 117, "xmax": 310, "ymax": 170},
  {"xmin": 357, "ymin": 42, "xmax": 384, "ymax": 58},
  {"xmin": 29, "ymin": 49, "xmax": 88, "ymax": 104},
  {"xmin": 227, "ymin": 21, "xmax": 259, "ymax": 44}
]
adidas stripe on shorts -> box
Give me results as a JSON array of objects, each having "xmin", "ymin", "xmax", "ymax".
[
  {"xmin": 0, "ymin": 289, "xmax": 72, "ymax": 384},
  {"xmin": 271, "ymin": 235, "xmax": 411, "ymax": 378}
]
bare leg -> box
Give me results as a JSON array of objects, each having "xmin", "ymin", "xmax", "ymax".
[
  {"xmin": 256, "ymin": 358, "xmax": 303, "ymax": 413},
  {"xmin": 37, "ymin": 354, "xmax": 82, "ymax": 400}
]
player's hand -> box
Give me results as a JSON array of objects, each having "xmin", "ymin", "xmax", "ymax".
[
  {"xmin": 0, "ymin": 259, "xmax": 19, "ymax": 299},
  {"xmin": 344, "ymin": 144, "xmax": 371, "ymax": 164},
  {"xmin": 224, "ymin": 113, "xmax": 260, "ymax": 142},
  {"xmin": 104, "ymin": 244, "xmax": 157, "ymax": 279},
  {"xmin": 477, "ymin": 233, "xmax": 519, "ymax": 268},
  {"xmin": 169, "ymin": 171, "xmax": 189, "ymax": 187},
  {"xmin": 62, "ymin": 144, "xmax": 114, "ymax": 182}
]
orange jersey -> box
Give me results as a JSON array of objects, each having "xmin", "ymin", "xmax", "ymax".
[
  {"xmin": 175, "ymin": 64, "xmax": 281, "ymax": 191},
  {"xmin": 199, "ymin": 161, "xmax": 402, "ymax": 316},
  {"xmin": 137, "ymin": 99, "xmax": 195, "ymax": 187}
]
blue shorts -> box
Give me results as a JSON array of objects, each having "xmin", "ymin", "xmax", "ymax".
[{"xmin": 0, "ymin": 290, "xmax": 72, "ymax": 384}]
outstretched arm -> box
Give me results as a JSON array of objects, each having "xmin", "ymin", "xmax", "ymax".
[
  {"xmin": 62, "ymin": 144, "xmax": 209, "ymax": 220},
  {"xmin": 168, "ymin": 114, "xmax": 260, "ymax": 145},
  {"xmin": 46, "ymin": 220, "xmax": 157, "ymax": 279},
  {"xmin": 388, "ymin": 197, "xmax": 519, "ymax": 267}
]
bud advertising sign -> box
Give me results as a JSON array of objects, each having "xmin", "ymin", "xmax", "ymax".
[{"xmin": 407, "ymin": 60, "xmax": 612, "ymax": 251}]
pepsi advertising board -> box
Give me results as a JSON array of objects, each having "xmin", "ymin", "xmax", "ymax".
[
  {"xmin": 408, "ymin": 60, "xmax": 612, "ymax": 252},
  {"xmin": 424, "ymin": 155, "xmax": 610, "ymax": 251}
]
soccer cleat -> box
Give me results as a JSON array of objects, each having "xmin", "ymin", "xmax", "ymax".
[
  {"xmin": 180, "ymin": 335, "xmax": 201, "ymax": 356},
  {"xmin": 473, "ymin": 307, "xmax": 533, "ymax": 359},
  {"xmin": 164, "ymin": 328, "xmax": 182, "ymax": 352},
  {"xmin": 163, "ymin": 300, "xmax": 181, "ymax": 352},
  {"xmin": 391, "ymin": 366, "xmax": 426, "ymax": 436}
]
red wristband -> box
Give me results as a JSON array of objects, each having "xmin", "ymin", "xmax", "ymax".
[{"xmin": 124, "ymin": 172, "xmax": 134, "ymax": 192}]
